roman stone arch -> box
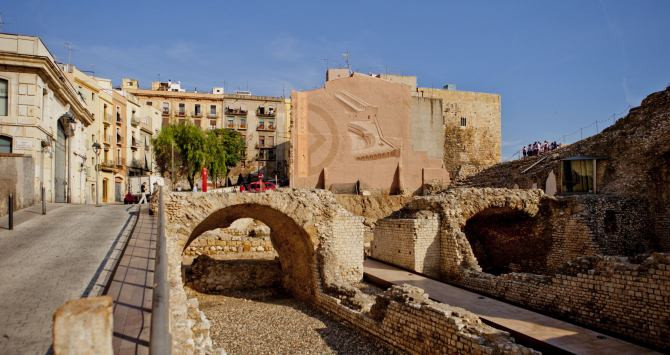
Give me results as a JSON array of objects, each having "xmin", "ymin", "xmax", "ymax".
[
  {"xmin": 400, "ymin": 188, "xmax": 545, "ymax": 277},
  {"xmin": 164, "ymin": 189, "xmax": 364, "ymax": 301}
]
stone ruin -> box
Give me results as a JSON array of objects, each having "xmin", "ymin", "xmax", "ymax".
[{"xmin": 162, "ymin": 189, "xmax": 538, "ymax": 354}]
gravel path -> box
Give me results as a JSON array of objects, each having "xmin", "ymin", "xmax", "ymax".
[{"xmin": 186, "ymin": 287, "xmax": 398, "ymax": 355}]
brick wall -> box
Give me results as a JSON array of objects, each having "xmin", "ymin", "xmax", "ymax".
[
  {"xmin": 371, "ymin": 213, "xmax": 441, "ymax": 277},
  {"xmin": 316, "ymin": 284, "xmax": 537, "ymax": 354},
  {"xmin": 455, "ymin": 253, "xmax": 670, "ymax": 350}
]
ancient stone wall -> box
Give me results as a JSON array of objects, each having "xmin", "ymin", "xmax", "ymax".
[
  {"xmin": 183, "ymin": 231, "xmax": 275, "ymax": 257},
  {"xmin": 457, "ymin": 253, "xmax": 670, "ymax": 350},
  {"xmin": 317, "ymin": 285, "xmax": 537, "ymax": 354},
  {"xmin": 186, "ymin": 255, "xmax": 281, "ymax": 293},
  {"xmin": 163, "ymin": 189, "xmax": 538, "ymax": 353},
  {"xmin": 371, "ymin": 213, "xmax": 441, "ymax": 277},
  {"xmin": 335, "ymin": 194, "xmax": 411, "ymax": 254}
]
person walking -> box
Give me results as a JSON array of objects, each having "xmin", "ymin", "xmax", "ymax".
[
  {"xmin": 137, "ymin": 182, "xmax": 148, "ymax": 204},
  {"xmin": 522, "ymin": 146, "xmax": 527, "ymax": 158}
]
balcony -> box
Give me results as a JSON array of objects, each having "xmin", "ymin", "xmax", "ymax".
[
  {"xmin": 131, "ymin": 138, "xmax": 140, "ymax": 150},
  {"xmin": 225, "ymin": 107, "xmax": 247, "ymax": 116},
  {"xmin": 162, "ymin": 109, "xmax": 170, "ymax": 116},
  {"xmin": 238, "ymin": 123, "xmax": 247, "ymax": 130},
  {"xmin": 207, "ymin": 113, "xmax": 218, "ymax": 118},
  {"xmin": 103, "ymin": 134, "xmax": 112, "ymax": 146},
  {"xmin": 226, "ymin": 122, "xmax": 236, "ymax": 129},
  {"xmin": 192, "ymin": 111, "xmax": 203, "ymax": 118},
  {"xmin": 131, "ymin": 117, "xmax": 140, "ymax": 126},
  {"xmin": 257, "ymin": 124, "xmax": 275, "ymax": 131},
  {"xmin": 116, "ymin": 135, "xmax": 123, "ymax": 146},
  {"xmin": 140, "ymin": 119, "xmax": 152, "ymax": 133},
  {"xmin": 103, "ymin": 114, "xmax": 113, "ymax": 126},
  {"xmin": 256, "ymin": 107, "xmax": 276, "ymax": 117},
  {"xmin": 130, "ymin": 159, "xmax": 144, "ymax": 169},
  {"xmin": 176, "ymin": 111, "xmax": 186, "ymax": 117},
  {"xmin": 116, "ymin": 115, "xmax": 123, "ymax": 125},
  {"xmin": 100, "ymin": 159, "xmax": 116, "ymax": 172},
  {"xmin": 115, "ymin": 158, "xmax": 125, "ymax": 167}
]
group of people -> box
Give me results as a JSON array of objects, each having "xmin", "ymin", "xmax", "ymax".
[{"xmin": 522, "ymin": 140, "xmax": 561, "ymax": 157}]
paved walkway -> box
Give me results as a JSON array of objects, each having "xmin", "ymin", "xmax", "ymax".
[
  {"xmin": 364, "ymin": 258, "xmax": 658, "ymax": 354},
  {"xmin": 0, "ymin": 203, "xmax": 137, "ymax": 355},
  {"xmin": 106, "ymin": 205, "xmax": 157, "ymax": 355}
]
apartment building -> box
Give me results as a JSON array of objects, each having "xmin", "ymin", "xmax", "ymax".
[
  {"xmin": 0, "ymin": 34, "xmax": 94, "ymax": 214},
  {"xmin": 123, "ymin": 79, "xmax": 290, "ymax": 179}
]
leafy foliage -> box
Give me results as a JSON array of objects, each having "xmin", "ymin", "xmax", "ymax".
[{"xmin": 152, "ymin": 124, "xmax": 246, "ymax": 189}]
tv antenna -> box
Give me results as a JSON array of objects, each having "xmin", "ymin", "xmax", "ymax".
[
  {"xmin": 342, "ymin": 51, "xmax": 351, "ymax": 72},
  {"xmin": 0, "ymin": 14, "xmax": 5, "ymax": 32},
  {"xmin": 64, "ymin": 42, "xmax": 74, "ymax": 65}
]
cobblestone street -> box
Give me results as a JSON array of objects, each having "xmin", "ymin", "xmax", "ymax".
[{"xmin": 0, "ymin": 204, "xmax": 136, "ymax": 354}]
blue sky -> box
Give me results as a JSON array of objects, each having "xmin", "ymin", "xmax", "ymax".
[{"xmin": 3, "ymin": 0, "xmax": 669, "ymax": 159}]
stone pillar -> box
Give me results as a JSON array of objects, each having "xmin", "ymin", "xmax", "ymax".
[{"xmin": 52, "ymin": 296, "xmax": 113, "ymax": 355}]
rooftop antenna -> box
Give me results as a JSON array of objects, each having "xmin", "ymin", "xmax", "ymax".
[
  {"xmin": 342, "ymin": 51, "xmax": 351, "ymax": 73},
  {"xmin": 0, "ymin": 14, "xmax": 5, "ymax": 32},
  {"xmin": 64, "ymin": 42, "xmax": 74, "ymax": 65}
]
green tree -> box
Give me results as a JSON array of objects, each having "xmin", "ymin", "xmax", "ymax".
[
  {"xmin": 153, "ymin": 125, "xmax": 246, "ymax": 190},
  {"xmin": 208, "ymin": 128, "xmax": 246, "ymax": 186},
  {"xmin": 152, "ymin": 123, "xmax": 207, "ymax": 190}
]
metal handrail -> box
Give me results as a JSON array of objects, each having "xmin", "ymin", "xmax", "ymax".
[{"xmin": 150, "ymin": 186, "xmax": 172, "ymax": 355}]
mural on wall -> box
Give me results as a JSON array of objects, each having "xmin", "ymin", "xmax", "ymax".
[{"xmin": 336, "ymin": 90, "xmax": 400, "ymax": 161}]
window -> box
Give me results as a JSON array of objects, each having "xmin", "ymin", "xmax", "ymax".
[
  {"xmin": 210, "ymin": 105, "xmax": 216, "ymax": 115},
  {"xmin": 259, "ymin": 136, "xmax": 265, "ymax": 147},
  {"xmin": 227, "ymin": 118, "xmax": 234, "ymax": 128},
  {"xmin": 194, "ymin": 104, "xmax": 201, "ymax": 116},
  {"xmin": 240, "ymin": 117, "xmax": 247, "ymax": 128},
  {"xmin": 258, "ymin": 119, "xmax": 265, "ymax": 129},
  {"xmin": 194, "ymin": 119, "xmax": 201, "ymax": 127},
  {"xmin": 178, "ymin": 103, "xmax": 185, "ymax": 114},
  {"xmin": 162, "ymin": 102, "xmax": 169, "ymax": 114},
  {"xmin": 268, "ymin": 119, "xmax": 275, "ymax": 129},
  {"xmin": 210, "ymin": 120, "xmax": 217, "ymax": 129},
  {"xmin": 267, "ymin": 136, "xmax": 274, "ymax": 147},
  {"xmin": 562, "ymin": 159, "xmax": 594, "ymax": 193},
  {"xmin": 460, "ymin": 117, "xmax": 467, "ymax": 127},
  {"xmin": 146, "ymin": 101, "xmax": 153, "ymax": 106},
  {"xmin": 0, "ymin": 135, "xmax": 11, "ymax": 153}
]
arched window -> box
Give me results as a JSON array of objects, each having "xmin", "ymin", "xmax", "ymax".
[
  {"xmin": 0, "ymin": 78, "xmax": 8, "ymax": 116},
  {"xmin": 0, "ymin": 135, "xmax": 11, "ymax": 153}
]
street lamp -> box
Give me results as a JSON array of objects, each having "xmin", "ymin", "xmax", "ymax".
[{"xmin": 92, "ymin": 142, "xmax": 101, "ymax": 207}]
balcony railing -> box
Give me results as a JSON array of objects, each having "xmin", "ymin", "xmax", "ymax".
[
  {"xmin": 130, "ymin": 159, "xmax": 144, "ymax": 169},
  {"xmin": 162, "ymin": 109, "xmax": 170, "ymax": 116},
  {"xmin": 257, "ymin": 124, "xmax": 275, "ymax": 131},
  {"xmin": 207, "ymin": 113, "xmax": 218, "ymax": 118},
  {"xmin": 100, "ymin": 159, "xmax": 116, "ymax": 169},
  {"xmin": 116, "ymin": 115, "xmax": 123, "ymax": 125},
  {"xmin": 256, "ymin": 108, "xmax": 276, "ymax": 117},
  {"xmin": 225, "ymin": 108, "xmax": 247, "ymax": 116},
  {"xmin": 192, "ymin": 111, "xmax": 203, "ymax": 118},
  {"xmin": 103, "ymin": 134, "xmax": 112, "ymax": 145},
  {"xmin": 116, "ymin": 135, "xmax": 123, "ymax": 146},
  {"xmin": 176, "ymin": 111, "xmax": 186, "ymax": 117},
  {"xmin": 131, "ymin": 139, "xmax": 140, "ymax": 150},
  {"xmin": 131, "ymin": 117, "xmax": 140, "ymax": 126},
  {"xmin": 239, "ymin": 123, "xmax": 247, "ymax": 130},
  {"xmin": 103, "ymin": 114, "xmax": 113, "ymax": 125},
  {"xmin": 226, "ymin": 123, "xmax": 236, "ymax": 129},
  {"xmin": 115, "ymin": 158, "xmax": 126, "ymax": 167}
]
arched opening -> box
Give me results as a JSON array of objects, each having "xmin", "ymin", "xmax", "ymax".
[
  {"xmin": 463, "ymin": 207, "xmax": 551, "ymax": 275},
  {"xmin": 184, "ymin": 203, "xmax": 317, "ymax": 300}
]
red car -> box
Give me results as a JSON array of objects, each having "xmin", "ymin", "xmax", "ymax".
[{"xmin": 243, "ymin": 181, "xmax": 277, "ymax": 193}]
